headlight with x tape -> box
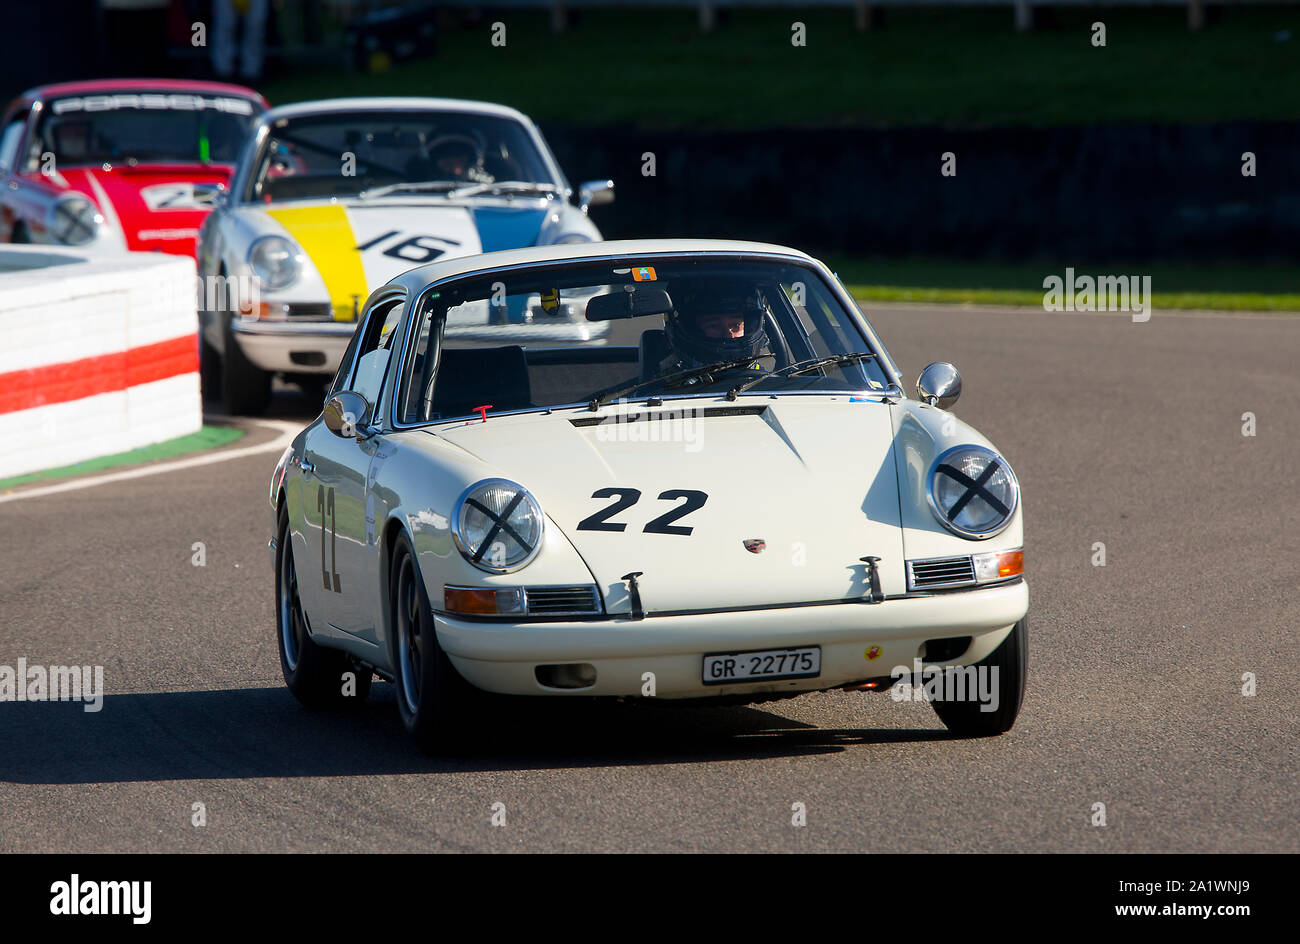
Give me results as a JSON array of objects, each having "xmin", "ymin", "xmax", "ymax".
[
  {"xmin": 451, "ymin": 478, "xmax": 545, "ymax": 573},
  {"xmin": 927, "ymin": 445, "xmax": 1019, "ymax": 539},
  {"xmin": 48, "ymin": 194, "xmax": 102, "ymax": 246}
]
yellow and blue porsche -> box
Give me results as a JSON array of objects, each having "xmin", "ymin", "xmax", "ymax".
[{"xmin": 196, "ymin": 97, "xmax": 614, "ymax": 414}]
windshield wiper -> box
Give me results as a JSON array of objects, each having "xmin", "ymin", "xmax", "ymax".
[
  {"xmin": 357, "ymin": 180, "xmax": 461, "ymax": 199},
  {"xmin": 445, "ymin": 181, "xmax": 562, "ymax": 199},
  {"xmin": 588, "ymin": 357, "xmax": 762, "ymax": 411},
  {"xmin": 360, "ymin": 180, "xmax": 561, "ymax": 200},
  {"xmin": 724, "ymin": 352, "xmax": 877, "ymax": 400}
]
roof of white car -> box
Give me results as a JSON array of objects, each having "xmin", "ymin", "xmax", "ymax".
[
  {"xmin": 388, "ymin": 239, "xmax": 819, "ymax": 290},
  {"xmin": 259, "ymin": 97, "xmax": 532, "ymax": 124}
]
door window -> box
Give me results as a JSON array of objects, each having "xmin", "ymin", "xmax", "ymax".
[{"xmin": 0, "ymin": 113, "xmax": 28, "ymax": 172}]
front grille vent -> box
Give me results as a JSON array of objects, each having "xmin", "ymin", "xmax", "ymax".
[
  {"xmin": 907, "ymin": 556, "xmax": 976, "ymax": 590},
  {"xmin": 286, "ymin": 303, "xmax": 334, "ymax": 320},
  {"xmin": 524, "ymin": 586, "xmax": 602, "ymax": 616}
]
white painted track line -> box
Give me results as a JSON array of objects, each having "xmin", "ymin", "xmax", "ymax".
[{"xmin": 0, "ymin": 419, "xmax": 301, "ymax": 505}]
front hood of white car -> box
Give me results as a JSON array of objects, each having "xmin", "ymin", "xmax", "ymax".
[
  {"xmin": 239, "ymin": 197, "xmax": 552, "ymax": 318},
  {"xmin": 434, "ymin": 396, "xmax": 907, "ymax": 615}
]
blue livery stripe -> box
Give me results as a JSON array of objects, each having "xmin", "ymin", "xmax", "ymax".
[{"xmin": 470, "ymin": 207, "xmax": 549, "ymax": 253}]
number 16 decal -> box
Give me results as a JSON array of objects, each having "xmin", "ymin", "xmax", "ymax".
[
  {"xmin": 318, "ymin": 484, "xmax": 342, "ymax": 592},
  {"xmin": 577, "ymin": 488, "xmax": 708, "ymax": 535}
]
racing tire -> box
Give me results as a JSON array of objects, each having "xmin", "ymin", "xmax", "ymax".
[
  {"xmin": 389, "ymin": 532, "xmax": 476, "ymax": 753},
  {"xmin": 221, "ymin": 310, "xmax": 271, "ymax": 415},
  {"xmin": 275, "ymin": 506, "xmax": 371, "ymax": 709},
  {"xmin": 199, "ymin": 335, "xmax": 222, "ymax": 402},
  {"xmin": 930, "ymin": 617, "xmax": 1027, "ymax": 738}
]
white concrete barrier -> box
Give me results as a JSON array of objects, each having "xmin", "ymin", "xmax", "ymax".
[{"xmin": 0, "ymin": 246, "xmax": 201, "ymax": 480}]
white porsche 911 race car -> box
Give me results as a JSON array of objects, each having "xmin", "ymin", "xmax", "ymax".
[
  {"xmin": 269, "ymin": 239, "xmax": 1028, "ymax": 751},
  {"xmin": 197, "ymin": 96, "xmax": 614, "ymax": 414}
]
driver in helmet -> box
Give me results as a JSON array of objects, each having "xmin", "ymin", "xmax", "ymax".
[
  {"xmin": 421, "ymin": 133, "xmax": 492, "ymax": 184},
  {"xmin": 663, "ymin": 280, "xmax": 770, "ymax": 374}
]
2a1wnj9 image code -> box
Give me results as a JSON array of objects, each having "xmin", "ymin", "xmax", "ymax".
[{"xmin": 1118, "ymin": 880, "xmax": 1250, "ymax": 895}]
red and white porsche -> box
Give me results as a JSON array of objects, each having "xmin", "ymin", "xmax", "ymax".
[{"xmin": 0, "ymin": 79, "xmax": 267, "ymax": 258}]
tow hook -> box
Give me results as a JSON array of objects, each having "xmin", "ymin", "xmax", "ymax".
[
  {"xmin": 622, "ymin": 571, "xmax": 645, "ymax": 621},
  {"xmin": 860, "ymin": 556, "xmax": 883, "ymax": 604}
]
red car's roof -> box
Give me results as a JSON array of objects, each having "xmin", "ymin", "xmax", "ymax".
[{"xmin": 20, "ymin": 78, "xmax": 268, "ymax": 107}]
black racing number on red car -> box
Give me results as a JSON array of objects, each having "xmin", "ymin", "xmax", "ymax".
[
  {"xmin": 643, "ymin": 489, "xmax": 708, "ymax": 536},
  {"xmin": 576, "ymin": 487, "xmax": 708, "ymax": 535},
  {"xmin": 576, "ymin": 487, "xmax": 641, "ymax": 532},
  {"xmin": 318, "ymin": 485, "xmax": 341, "ymax": 593}
]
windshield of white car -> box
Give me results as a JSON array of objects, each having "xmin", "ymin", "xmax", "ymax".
[
  {"xmin": 393, "ymin": 257, "xmax": 896, "ymax": 425},
  {"xmin": 32, "ymin": 95, "xmax": 260, "ymax": 167},
  {"xmin": 247, "ymin": 111, "xmax": 554, "ymax": 203}
]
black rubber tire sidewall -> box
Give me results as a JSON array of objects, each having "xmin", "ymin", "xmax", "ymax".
[
  {"xmin": 221, "ymin": 310, "xmax": 271, "ymax": 415},
  {"xmin": 389, "ymin": 533, "xmax": 472, "ymax": 751},
  {"xmin": 276, "ymin": 506, "xmax": 359, "ymax": 709},
  {"xmin": 930, "ymin": 616, "xmax": 1028, "ymax": 737},
  {"xmin": 199, "ymin": 334, "xmax": 222, "ymax": 402}
]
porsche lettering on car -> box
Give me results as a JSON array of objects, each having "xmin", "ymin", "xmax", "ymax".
[
  {"xmin": 0, "ymin": 79, "xmax": 267, "ymax": 256},
  {"xmin": 197, "ymin": 97, "xmax": 615, "ymax": 415},
  {"xmin": 268, "ymin": 240, "xmax": 1029, "ymax": 752}
]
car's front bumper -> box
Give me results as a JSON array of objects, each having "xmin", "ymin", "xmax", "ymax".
[
  {"xmin": 435, "ymin": 579, "xmax": 1029, "ymax": 699},
  {"xmin": 230, "ymin": 318, "xmax": 358, "ymax": 374}
]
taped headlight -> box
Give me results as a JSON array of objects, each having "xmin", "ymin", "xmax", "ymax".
[
  {"xmin": 247, "ymin": 235, "xmax": 304, "ymax": 291},
  {"xmin": 927, "ymin": 445, "xmax": 1019, "ymax": 539},
  {"xmin": 48, "ymin": 194, "xmax": 102, "ymax": 245},
  {"xmin": 452, "ymin": 479, "xmax": 544, "ymax": 573}
]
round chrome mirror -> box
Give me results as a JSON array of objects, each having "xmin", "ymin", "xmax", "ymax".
[
  {"xmin": 323, "ymin": 391, "xmax": 372, "ymax": 438},
  {"xmin": 916, "ymin": 362, "xmax": 962, "ymax": 409}
]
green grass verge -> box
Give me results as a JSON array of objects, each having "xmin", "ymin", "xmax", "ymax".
[
  {"xmin": 263, "ymin": 8, "xmax": 1300, "ymax": 129},
  {"xmin": 831, "ymin": 258, "xmax": 1300, "ymax": 311},
  {"xmin": 0, "ymin": 425, "xmax": 245, "ymax": 491}
]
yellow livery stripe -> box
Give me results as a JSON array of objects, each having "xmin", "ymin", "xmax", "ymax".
[{"xmin": 267, "ymin": 205, "xmax": 367, "ymax": 321}]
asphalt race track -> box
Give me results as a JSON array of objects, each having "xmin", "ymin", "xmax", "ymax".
[{"xmin": 1, "ymin": 303, "xmax": 1295, "ymax": 853}]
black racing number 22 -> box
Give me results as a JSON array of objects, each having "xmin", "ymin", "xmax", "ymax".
[
  {"xmin": 576, "ymin": 487, "xmax": 708, "ymax": 536},
  {"xmin": 318, "ymin": 485, "xmax": 341, "ymax": 592}
]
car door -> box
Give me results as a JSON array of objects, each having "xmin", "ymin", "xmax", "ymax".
[{"xmin": 303, "ymin": 292, "xmax": 405, "ymax": 640}]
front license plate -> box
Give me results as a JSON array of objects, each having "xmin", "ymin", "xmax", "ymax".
[{"xmin": 702, "ymin": 646, "xmax": 821, "ymax": 685}]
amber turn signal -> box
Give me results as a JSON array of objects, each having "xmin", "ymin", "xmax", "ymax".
[
  {"xmin": 443, "ymin": 586, "xmax": 523, "ymax": 615},
  {"xmin": 973, "ymin": 549, "xmax": 1023, "ymax": 583}
]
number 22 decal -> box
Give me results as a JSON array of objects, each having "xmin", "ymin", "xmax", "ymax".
[{"xmin": 576, "ymin": 488, "xmax": 708, "ymax": 536}]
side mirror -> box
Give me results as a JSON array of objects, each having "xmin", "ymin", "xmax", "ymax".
[
  {"xmin": 323, "ymin": 391, "xmax": 373, "ymax": 439},
  {"xmin": 916, "ymin": 362, "xmax": 961, "ymax": 409},
  {"xmin": 577, "ymin": 179, "xmax": 614, "ymax": 213},
  {"xmin": 193, "ymin": 182, "xmax": 227, "ymax": 208}
]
